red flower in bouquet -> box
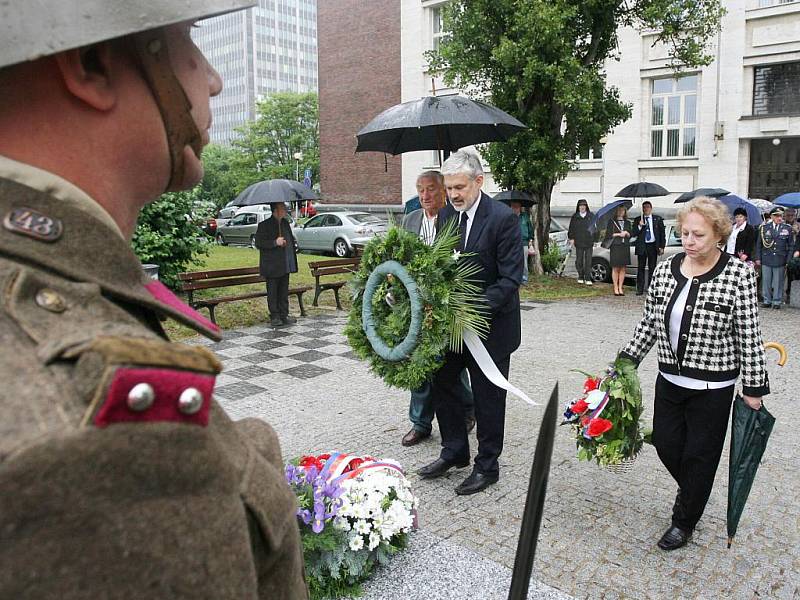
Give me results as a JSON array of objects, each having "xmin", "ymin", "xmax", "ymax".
[
  {"xmin": 583, "ymin": 377, "xmax": 601, "ymax": 393},
  {"xmin": 586, "ymin": 418, "xmax": 613, "ymax": 438},
  {"xmin": 571, "ymin": 399, "xmax": 589, "ymax": 415},
  {"xmin": 299, "ymin": 455, "xmax": 324, "ymax": 471}
]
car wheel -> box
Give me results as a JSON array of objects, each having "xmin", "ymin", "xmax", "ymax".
[
  {"xmin": 334, "ymin": 238, "xmax": 350, "ymax": 258},
  {"xmin": 250, "ymin": 235, "xmax": 257, "ymax": 249},
  {"xmin": 590, "ymin": 257, "xmax": 611, "ymax": 283},
  {"xmin": 216, "ymin": 233, "xmax": 226, "ymax": 246}
]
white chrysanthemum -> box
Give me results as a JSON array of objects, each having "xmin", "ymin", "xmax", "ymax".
[
  {"xmin": 354, "ymin": 519, "xmax": 371, "ymax": 535},
  {"xmin": 368, "ymin": 531, "xmax": 381, "ymax": 550},
  {"xmin": 348, "ymin": 534, "xmax": 364, "ymax": 552}
]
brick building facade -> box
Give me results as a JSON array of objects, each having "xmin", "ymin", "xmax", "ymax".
[{"xmin": 318, "ymin": 0, "xmax": 402, "ymax": 205}]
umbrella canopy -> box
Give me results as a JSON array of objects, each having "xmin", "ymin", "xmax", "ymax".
[
  {"xmin": 494, "ymin": 190, "xmax": 536, "ymax": 208},
  {"xmin": 674, "ymin": 188, "xmax": 730, "ymax": 202},
  {"xmin": 615, "ymin": 182, "xmax": 670, "ymax": 199},
  {"xmin": 591, "ymin": 199, "xmax": 633, "ymax": 234},
  {"xmin": 718, "ymin": 195, "xmax": 763, "ymax": 226},
  {"xmin": 355, "ymin": 95, "xmax": 526, "ymax": 156},
  {"xmin": 748, "ymin": 198, "xmax": 775, "ymax": 214},
  {"xmin": 231, "ymin": 179, "xmax": 317, "ymax": 207},
  {"xmin": 727, "ymin": 394, "xmax": 776, "ymax": 548},
  {"xmin": 774, "ymin": 192, "xmax": 800, "ymax": 209}
]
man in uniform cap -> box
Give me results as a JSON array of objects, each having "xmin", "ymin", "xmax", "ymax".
[
  {"xmin": 755, "ymin": 207, "xmax": 799, "ymax": 309},
  {"xmin": 0, "ymin": 2, "xmax": 308, "ymax": 598}
]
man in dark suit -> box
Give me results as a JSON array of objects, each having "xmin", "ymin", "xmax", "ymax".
[
  {"xmin": 254, "ymin": 202, "xmax": 298, "ymax": 327},
  {"xmin": 631, "ymin": 201, "xmax": 666, "ymax": 295},
  {"xmin": 417, "ymin": 151, "xmax": 523, "ymax": 495}
]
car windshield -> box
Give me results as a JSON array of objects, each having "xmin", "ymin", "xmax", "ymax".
[
  {"xmin": 549, "ymin": 220, "xmax": 565, "ymax": 233},
  {"xmin": 348, "ymin": 214, "xmax": 384, "ymax": 225}
]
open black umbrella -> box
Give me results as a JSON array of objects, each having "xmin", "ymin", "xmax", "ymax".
[
  {"xmin": 674, "ymin": 188, "xmax": 730, "ymax": 203},
  {"xmin": 508, "ymin": 384, "xmax": 559, "ymax": 600},
  {"xmin": 355, "ymin": 95, "xmax": 526, "ymax": 157},
  {"xmin": 494, "ymin": 190, "xmax": 536, "ymax": 208},
  {"xmin": 727, "ymin": 342, "xmax": 786, "ymax": 548},
  {"xmin": 590, "ymin": 199, "xmax": 633, "ymax": 235},
  {"xmin": 231, "ymin": 179, "xmax": 317, "ymax": 208},
  {"xmin": 615, "ymin": 182, "xmax": 670, "ymax": 200}
]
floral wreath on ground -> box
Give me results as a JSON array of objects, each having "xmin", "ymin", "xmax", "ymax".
[
  {"xmin": 562, "ymin": 356, "xmax": 644, "ymax": 467},
  {"xmin": 344, "ymin": 221, "xmax": 489, "ymax": 390},
  {"xmin": 286, "ymin": 452, "xmax": 418, "ymax": 600}
]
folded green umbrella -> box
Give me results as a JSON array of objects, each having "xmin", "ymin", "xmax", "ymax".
[{"xmin": 727, "ymin": 394, "xmax": 776, "ymax": 548}]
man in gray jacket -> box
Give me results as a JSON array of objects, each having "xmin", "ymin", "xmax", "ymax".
[{"xmin": 400, "ymin": 171, "xmax": 474, "ymax": 446}]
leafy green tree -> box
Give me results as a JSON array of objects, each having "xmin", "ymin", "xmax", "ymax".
[
  {"xmin": 199, "ymin": 143, "xmax": 255, "ymax": 210},
  {"xmin": 132, "ymin": 187, "xmax": 210, "ymax": 289},
  {"xmin": 234, "ymin": 91, "xmax": 319, "ymax": 185},
  {"xmin": 429, "ymin": 0, "xmax": 725, "ymax": 269}
]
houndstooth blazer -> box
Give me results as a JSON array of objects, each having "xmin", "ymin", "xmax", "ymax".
[{"xmin": 620, "ymin": 252, "xmax": 769, "ymax": 396}]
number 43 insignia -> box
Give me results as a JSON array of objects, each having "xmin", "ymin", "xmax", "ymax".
[{"xmin": 3, "ymin": 207, "xmax": 63, "ymax": 242}]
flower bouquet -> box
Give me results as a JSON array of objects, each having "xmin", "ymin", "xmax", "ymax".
[
  {"xmin": 562, "ymin": 356, "xmax": 644, "ymax": 470},
  {"xmin": 285, "ymin": 452, "xmax": 418, "ymax": 600}
]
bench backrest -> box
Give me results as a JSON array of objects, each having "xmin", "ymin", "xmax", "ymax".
[
  {"xmin": 178, "ymin": 267, "xmax": 263, "ymax": 292},
  {"xmin": 308, "ymin": 258, "xmax": 360, "ymax": 277}
]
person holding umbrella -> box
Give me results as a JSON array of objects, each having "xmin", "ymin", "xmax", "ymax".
[
  {"xmin": 631, "ymin": 201, "xmax": 666, "ymax": 295},
  {"xmin": 568, "ymin": 199, "xmax": 595, "ymax": 285},
  {"xmin": 619, "ymin": 196, "xmax": 770, "ymax": 551},
  {"xmin": 605, "ymin": 204, "xmax": 633, "ymax": 296},
  {"xmin": 254, "ymin": 201, "xmax": 299, "ymax": 327}
]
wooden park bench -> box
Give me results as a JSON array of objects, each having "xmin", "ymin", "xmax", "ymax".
[
  {"xmin": 308, "ymin": 257, "xmax": 361, "ymax": 310},
  {"xmin": 178, "ymin": 267, "xmax": 311, "ymax": 324}
]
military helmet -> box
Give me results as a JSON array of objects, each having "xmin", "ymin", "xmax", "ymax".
[{"xmin": 0, "ymin": 1, "xmax": 254, "ymax": 69}]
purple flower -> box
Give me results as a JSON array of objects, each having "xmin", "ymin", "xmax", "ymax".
[
  {"xmin": 298, "ymin": 509, "xmax": 312, "ymax": 525},
  {"xmin": 311, "ymin": 517, "xmax": 324, "ymax": 534}
]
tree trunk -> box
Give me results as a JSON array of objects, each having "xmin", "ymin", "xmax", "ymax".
[{"xmin": 529, "ymin": 182, "xmax": 554, "ymax": 275}]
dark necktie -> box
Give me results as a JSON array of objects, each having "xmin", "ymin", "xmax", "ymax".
[{"xmin": 458, "ymin": 212, "xmax": 469, "ymax": 251}]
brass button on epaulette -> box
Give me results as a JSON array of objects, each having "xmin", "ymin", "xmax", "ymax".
[
  {"xmin": 127, "ymin": 383, "xmax": 155, "ymax": 412},
  {"xmin": 35, "ymin": 288, "xmax": 67, "ymax": 313},
  {"xmin": 178, "ymin": 388, "xmax": 204, "ymax": 415}
]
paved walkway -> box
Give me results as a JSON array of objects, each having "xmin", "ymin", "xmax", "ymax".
[{"xmin": 196, "ymin": 295, "xmax": 800, "ymax": 600}]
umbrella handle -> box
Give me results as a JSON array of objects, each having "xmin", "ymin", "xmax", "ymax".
[{"xmin": 764, "ymin": 342, "xmax": 787, "ymax": 366}]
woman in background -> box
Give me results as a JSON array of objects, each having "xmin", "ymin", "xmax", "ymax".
[
  {"xmin": 568, "ymin": 198, "xmax": 595, "ymax": 285},
  {"xmin": 605, "ymin": 204, "xmax": 632, "ymax": 296}
]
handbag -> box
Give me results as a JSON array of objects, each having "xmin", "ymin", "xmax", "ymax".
[{"xmin": 601, "ymin": 236, "xmax": 613, "ymax": 249}]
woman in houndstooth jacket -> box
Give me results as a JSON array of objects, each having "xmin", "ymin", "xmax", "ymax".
[{"xmin": 619, "ymin": 197, "xmax": 769, "ymax": 552}]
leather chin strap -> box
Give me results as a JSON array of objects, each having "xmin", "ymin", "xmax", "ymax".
[{"xmin": 132, "ymin": 30, "xmax": 203, "ymax": 191}]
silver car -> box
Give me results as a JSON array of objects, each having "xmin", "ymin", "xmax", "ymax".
[
  {"xmin": 216, "ymin": 205, "xmax": 294, "ymax": 248},
  {"xmin": 294, "ymin": 212, "xmax": 388, "ymax": 257},
  {"xmin": 549, "ymin": 218, "xmax": 569, "ymax": 255},
  {"xmin": 590, "ymin": 219, "xmax": 682, "ymax": 283}
]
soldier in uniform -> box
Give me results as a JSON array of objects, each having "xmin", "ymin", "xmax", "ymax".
[
  {"xmin": 755, "ymin": 206, "xmax": 800, "ymax": 309},
  {"xmin": 0, "ymin": 2, "xmax": 308, "ymax": 599}
]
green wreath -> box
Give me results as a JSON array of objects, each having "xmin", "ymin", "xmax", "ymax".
[{"xmin": 345, "ymin": 220, "xmax": 489, "ymax": 390}]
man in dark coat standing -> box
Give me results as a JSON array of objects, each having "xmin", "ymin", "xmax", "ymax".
[
  {"xmin": 255, "ymin": 202, "xmax": 298, "ymax": 327},
  {"xmin": 631, "ymin": 201, "xmax": 666, "ymax": 295},
  {"xmin": 417, "ymin": 151, "xmax": 523, "ymax": 495}
]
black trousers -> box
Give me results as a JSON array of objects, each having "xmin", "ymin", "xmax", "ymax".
[
  {"xmin": 652, "ymin": 375, "xmax": 735, "ymax": 531},
  {"xmin": 574, "ymin": 245, "xmax": 592, "ymax": 281},
  {"xmin": 266, "ymin": 274, "xmax": 289, "ymax": 319},
  {"xmin": 636, "ymin": 243, "xmax": 659, "ymax": 293},
  {"xmin": 432, "ymin": 350, "xmax": 509, "ymax": 477}
]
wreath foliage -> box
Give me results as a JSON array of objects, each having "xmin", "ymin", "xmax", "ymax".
[{"xmin": 344, "ymin": 221, "xmax": 489, "ymax": 390}]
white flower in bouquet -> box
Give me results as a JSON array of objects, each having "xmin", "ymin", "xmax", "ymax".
[
  {"xmin": 333, "ymin": 515, "xmax": 351, "ymax": 531},
  {"xmin": 348, "ymin": 533, "xmax": 364, "ymax": 552},
  {"xmin": 354, "ymin": 519, "xmax": 371, "ymax": 536},
  {"xmin": 368, "ymin": 531, "xmax": 381, "ymax": 551}
]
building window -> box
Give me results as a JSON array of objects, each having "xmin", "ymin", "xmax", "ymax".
[
  {"xmin": 431, "ymin": 6, "xmax": 446, "ymax": 52},
  {"xmin": 757, "ymin": 0, "xmax": 797, "ymax": 7},
  {"xmin": 753, "ymin": 62, "xmax": 800, "ymax": 116},
  {"xmin": 573, "ymin": 143, "xmax": 603, "ymax": 160},
  {"xmin": 650, "ymin": 75, "xmax": 697, "ymax": 158}
]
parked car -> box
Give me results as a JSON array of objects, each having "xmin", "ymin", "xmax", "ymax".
[
  {"xmin": 294, "ymin": 212, "xmax": 388, "ymax": 257},
  {"xmin": 590, "ymin": 219, "xmax": 681, "ymax": 283},
  {"xmin": 549, "ymin": 218, "xmax": 570, "ymax": 255},
  {"xmin": 215, "ymin": 205, "xmax": 295, "ymax": 248},
  {"xmin": 214, "ymin": 204, "xmax": 239, "ymax": 230}
]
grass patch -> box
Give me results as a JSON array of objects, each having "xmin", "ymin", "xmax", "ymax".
[{"xmin": 164, "ymin": 246, "xmax": 608, "ymax": 340}]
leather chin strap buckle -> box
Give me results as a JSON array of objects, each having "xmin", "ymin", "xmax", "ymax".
[{"xmin": 132, "ymin": 30, "xmax": 203, "ymax": 191}]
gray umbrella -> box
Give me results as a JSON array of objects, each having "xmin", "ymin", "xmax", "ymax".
[
  {"xmin": 231, "ymin": 179, "xmax": 318, "ymax": 207},
  {"xmin": 674, "ymin": 188, "xmax": 730, "ymax": 202},
  {"xmin": 494, "ymin": 190, "xmax": 537, "ymax": 208},
  {"xmin": 355, "ymin": 95, "xmax": 526, "ymax": 156}
]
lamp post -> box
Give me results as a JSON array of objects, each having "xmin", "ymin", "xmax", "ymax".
[{"xmin": 598, "ymin": 136, "xmax": 608, "ymax": 207}]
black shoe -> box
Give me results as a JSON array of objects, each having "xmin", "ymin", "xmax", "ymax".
[
  {"xmin": 773, "ymin": 304, "xmax": 781, "ymax": 310},
  {"xmin": 270, "ymin": 318, "xmax": 284, "ymax": 328},
  {"xmin": 455, "ymin": 470, "xmax": 498, "ymax": 495},
  {"xmin": 417, "ymin": 457, "xmax": 469, "ymax": 479},
  {"xmin": 401, "ymin": 428, "xmax": 430, "ymax": 447},
  {"xmin": 465, "ymin": 415, "xmax": 476, "ymax": 433},
  {"xmin": 282, "ymin": 315, "xmax": 298, "ymax": 324},
  {"xmin": 657, "ymin": 525, "xmax": 692, "ymax": 551}
]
